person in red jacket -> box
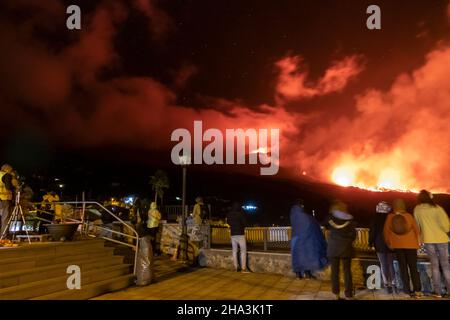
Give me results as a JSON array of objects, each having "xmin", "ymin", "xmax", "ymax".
[{"xmin": 383, "ymin": 199, "xmax": 422, "ymax": 298}]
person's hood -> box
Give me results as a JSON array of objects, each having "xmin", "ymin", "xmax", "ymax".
[
  {"xmin": 290, "ymin": 204, "xmax": 306, "ymax": 216},
  {"xmin": 331, "ymin": 210, "xmax": 354, "ymax": 221},
  {"xmin": 150, "ymin": 202, "xmax": 157, "ymax": 210}
]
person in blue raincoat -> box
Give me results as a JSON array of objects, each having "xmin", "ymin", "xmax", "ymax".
[{"xmin": 290, "ymin": 199, "xmax": 328, "ymax": 279}]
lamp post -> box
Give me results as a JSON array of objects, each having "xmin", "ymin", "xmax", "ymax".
[
  {"xmin": 58, "ymin": 184, "xmax": 64, "ymax": 199},
  {"xmin": 178, "ymin": 155, "xmax": 191, "ymax": 262}
]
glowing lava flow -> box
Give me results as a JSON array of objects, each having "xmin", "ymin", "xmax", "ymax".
[
  {"xmin": 331, "ymin": 165, "xmax": 420, "ymax": 193},
  {"xmin": 331, "ymin": 166, "xmax": 355, "ymax": 187}
]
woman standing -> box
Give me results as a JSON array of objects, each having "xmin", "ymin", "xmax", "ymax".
[
  {"xmin": 414, "ymin": 190, "xmax": 450, "ymax": 298},
  {"xmin": 324, "ymin": 201, "xmax": 356, "ymax": 300},
  {"xmin": 384, "ymin": 199, "xmax": 422, "ymax": 298},
  {"xmin": 290, "ymin": 199, "xmax": 328, "ymax": 279},
  {"xmin": 369, "ymin": 201, "xmax": 396, "ymax": 293}
]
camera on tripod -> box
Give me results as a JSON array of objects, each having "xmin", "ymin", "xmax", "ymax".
[{"xmin": 0, "ymin": 177, "xmax": 32, "ymax": 243}]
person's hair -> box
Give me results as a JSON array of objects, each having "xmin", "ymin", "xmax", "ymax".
[
  {"xmin": 330, "ymin": 200, "xmax": 348, "ymax": 213},
  {"xmin": 417, "ymin": 189, "xmax": 436, "ymax": 206},
  {"xmin": 1, "ymin": 164, "xmax": 12, "ymax": 172},
  {"xmin": 393, "ymin": 198, "xmax": 406, "ymax": 212},
  {"xmin": 292, "ymin": 198, "xmax": 305, "ymax": 207},
  {"xmin": 195, "ymin": 196, "xmax": 203, "ymax": 203}
]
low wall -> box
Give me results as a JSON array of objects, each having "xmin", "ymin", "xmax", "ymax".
[
  {"xmin": 199, "ymin": 248, "xmax": 438, "ymax": 292},
  {"xmin": 160, "ymin": 223, "xmax": 445, "ymax": 292},
  {"xmin": 159, "ymin": 223, "xmax": 181, "ymax": 256},
  {"xmin": 159, "ymin": 223, "xmax": 210, "ymax": 255}
]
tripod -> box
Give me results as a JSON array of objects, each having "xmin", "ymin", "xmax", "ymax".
[{"xmin": 0, "ymin": 190, "xmax": 31, "ymax": 244}]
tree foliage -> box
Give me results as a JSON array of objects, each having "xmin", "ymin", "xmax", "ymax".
[{"xmin": 149, "ymin": 170, "xmax": 170, "ymax": 205}]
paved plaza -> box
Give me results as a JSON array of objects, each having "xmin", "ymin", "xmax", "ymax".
[{"xmin": 94, "ymin": 256, "xmax": 447, "ymax": 300}]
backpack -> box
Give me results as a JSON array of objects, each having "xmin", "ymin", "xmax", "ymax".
[{"xmin": 391, "ymin": 214, "xmax": 408, "ymax": 235}]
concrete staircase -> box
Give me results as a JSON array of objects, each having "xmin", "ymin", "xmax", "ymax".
[{"xmin": 0, "ymin": 239, "xmax": 134, "ymax": 300}]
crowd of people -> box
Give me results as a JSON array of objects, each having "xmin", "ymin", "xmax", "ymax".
[
  {"xmin": 0, "ymin": 163, "xmax": 68, "ymax": 237},
  {"xmin": 225, "ymin": 191, "xmax": 450, "ymax": 300},
  {"xmin": 370, "ymin": 191, "xmax": 450, "ymax": 299},
  {"xmin": 2, "ymin": 163, "xmax": 449, "ymax": 299}
]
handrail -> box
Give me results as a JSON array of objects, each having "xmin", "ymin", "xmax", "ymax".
[
  {"xmin": 211, "ymin": 226, "xmax": 372, "ymax": 252},
  {"xmin": 63, "ymin": 201, "xmax": 139, "ymax": 275},
  {"xmin": 30, "ymin": 201, "xmax": 139, "ymax": 275}
]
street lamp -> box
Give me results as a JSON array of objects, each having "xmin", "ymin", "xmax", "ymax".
[
  {"xmin": 178, "ymin": 155, "xmax": 191, "ymax": 262},
  {"xmin": 58, "ymin": 184, "xmax": 65, "ymax": 199}
]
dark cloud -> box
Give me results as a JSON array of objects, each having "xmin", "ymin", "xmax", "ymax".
[{"xmin": 1, "ymin": 0, "xmax": 450, "ymax": 193}]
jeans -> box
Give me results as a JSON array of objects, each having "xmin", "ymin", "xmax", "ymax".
[
  {"xmin": 394, "ymin": 249, "xmax": 421, "ymax": 293},
  {"xmin": 330, "ymin": 257, "xmax": 353, "ymax": 297},
  {"xmin": 0, "ymin": 200, "xmax": 11, "ymax": 236},
  {"xmin": 376, "ymin": 251, "xmax": 396, "ymax": 287},
  {"xmin": 231, "ymin": 235, "xmax": 247, "ymax": 271},
  {"xmin": 424, "ymin": 243, "xmax": 450, "ymax": 294}
]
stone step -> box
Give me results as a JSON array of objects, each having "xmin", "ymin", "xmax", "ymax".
[
  {"xmin": 0, "ymin": 246, "xmax": 115, "ymax": 273},
  {"xmin": 0, "ymin": 264, "xmax": 132, "ymax": 300},
  {"xmin": 0, "ymin": 240, "xmax": 106, "ymax": 259},
  {"xmin": 32, "ymin": 274, "xmax": 135, "ymax": 300},
  {"xmin": 0, "ymin": 255, "xmax": 124, "ymax": 289}
]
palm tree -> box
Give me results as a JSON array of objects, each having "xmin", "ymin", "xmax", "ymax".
[{"xmin": 149, "ymin": 170, "xmax": 170, "ymax": 206}]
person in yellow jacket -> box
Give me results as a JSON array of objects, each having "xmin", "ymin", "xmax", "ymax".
[
  {"xmin": 0, "ymin": 164, "xmax": 15, "ymax": 236},
  {"xmin": 147, "ymin": 202, "xmax": 161, "ymax": 255},
  {"xmin": 414, "ymin": 190, "xmax": 450, "ymax": 298},
  {"xmin": 192, "ymin": 197, "xmax": 204, "ymax": 226},
  {"xmin": 39, "ymin": 191, "xmax": 60, "ymax": 233}
]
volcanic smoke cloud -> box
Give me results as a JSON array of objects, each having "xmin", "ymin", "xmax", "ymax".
[{"xmin": 1, "ymin": 0, "xmax": 450, "ymax": 192}]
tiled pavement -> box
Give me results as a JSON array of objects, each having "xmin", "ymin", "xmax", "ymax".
[{"xmin": 94, "ymin": 256, "xmax": 447, "ymax": 300}]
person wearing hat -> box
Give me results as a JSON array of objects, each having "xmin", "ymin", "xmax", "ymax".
[
  {"xmin": 413, "ymin": 190, "xmax": 450, "ymax": 298},
  {"xmin": 324, "ymin": 200, "xmax": 357, "ymax": 300},
  {"xmin": 192, "ymin": 197, "xmax": 204, "ymax": 226},
  {"xmin": 384, "ymin": 199, "xmax": 422, "ymax": 298},
  {"xmin": 147, "ymin": 202, "xmax": 162, "ymax": 256},
  {"xmin": 0, "ymin": 164, "xmax": 15, "ymax": 236},
  {"xmin": 38, "ymin": 191, "xmax": 59, "ymax": 233},
  {"xmin": 369, "ymin": 201, "xmax": 396, "ymax": 293}
]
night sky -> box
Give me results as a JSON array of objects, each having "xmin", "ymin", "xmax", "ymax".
[{"xmin": 1, "ymin": 0, "xmax": 450, "ymax": 196}]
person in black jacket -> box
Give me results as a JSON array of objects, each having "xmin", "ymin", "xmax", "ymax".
[
  {"xmin": 226, "ymin": 201, "xmax": 249, "ymax": 273},
  {"xmin": 324, "ymin": 200, "xmax": 357, "ymax": 300},
  {"xmin": 369, "ymin": 201, "xmax": 396, "ymax": 293}
]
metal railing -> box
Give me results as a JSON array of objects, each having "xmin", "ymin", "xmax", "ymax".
[
  {"xmin": 22, "ymin": 201, "xmax": 139, "ymax": 275},
  {"xmin": 164, "ymin": 205, "xmax": 188, "ymax": 222},
  {"xmin": 163, "ymin": 204, "xmax": 213, "ymax": 222},
  {"xmin": 210, "ymin": 226, "xmax": 374, "ymax": 252}
]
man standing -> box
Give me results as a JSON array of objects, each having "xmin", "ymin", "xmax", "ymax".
[
  {"xmin": 147, "ymin": 202, "xmax": 162, "ymax": 256},
  {"xmin": 0, "ymin": 164, "xmax": 15, "ymax": 236},
  {"xmin": 226, "ymin": 202, "xmax": 249, "ymax": 273},
  {"xmin": 414, "ymin": 190, "xmax": 450, "ymax": 298},
  {"xmin": 192, "ymin": 197, "xmax": 204, "ymax": 225}
]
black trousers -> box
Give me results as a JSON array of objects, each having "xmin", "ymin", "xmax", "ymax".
[
  {"xmin": 394, "ymin": 249, "xmax": 421, "ymax": 293},
  {"xmin": 148, "ymin": 227, "xmax": 159, "ymax": 255},
  {"xmin": 330, "ymin": 257, "xmax": 353, "ymax": 297}
]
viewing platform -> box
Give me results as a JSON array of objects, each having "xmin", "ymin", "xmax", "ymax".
[{"xmin": 95, "ymin": 255, "xmax": 448, "ymax": 300}]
